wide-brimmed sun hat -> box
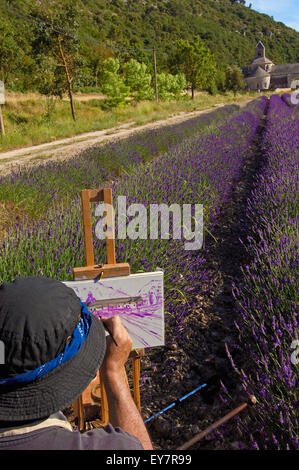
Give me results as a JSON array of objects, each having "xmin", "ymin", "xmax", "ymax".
[{"xmin": 0, "ymin": 277, "xmax": 106, "ymax": 421}]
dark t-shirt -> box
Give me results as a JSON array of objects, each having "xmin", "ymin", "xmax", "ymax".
[{"xmin": 0, "ymin": 412, "xmax": 144, "ymax": 450}]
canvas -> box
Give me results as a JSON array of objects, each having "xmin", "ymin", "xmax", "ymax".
[{"xmin": 63, "ymin": 271, "xmax": 164, "ymax": 350}]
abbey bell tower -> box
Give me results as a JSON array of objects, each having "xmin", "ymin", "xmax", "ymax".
[
  {"xmin": 255, "ymin": 41, "xmax": 266, "ymax": 59},
  {"xmin": 243, "ymin": 40, "xmax": 299, "ymax": 91}
]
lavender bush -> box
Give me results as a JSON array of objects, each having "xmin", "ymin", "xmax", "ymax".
[{"xmin": 231, "ymin": 95, "xmax": 298, "ymax": 449}]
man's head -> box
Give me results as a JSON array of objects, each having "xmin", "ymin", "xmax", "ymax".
[{"xmin": 0, "ymin": 277, "xmax": 106, "ymax": 422}]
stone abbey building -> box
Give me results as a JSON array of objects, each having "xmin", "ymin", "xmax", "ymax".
[{"xmin": 243, "ymin": 41, "xmax": 299, "ymax": 91}]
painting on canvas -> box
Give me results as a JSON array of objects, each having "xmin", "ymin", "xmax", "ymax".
[{"xmin": 63, "ymin": 271, "xmax": 164, "ymax": 350}]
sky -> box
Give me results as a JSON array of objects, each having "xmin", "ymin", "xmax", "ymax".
[{"xmin": 249, "ymin": 0, "xmax": 299, "ymax": 32}]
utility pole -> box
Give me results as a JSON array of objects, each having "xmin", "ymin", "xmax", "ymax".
[
  {"xmin": 153, "ymin": 47, "xmax": 159, "ymax": 102},
  {"xmin": 0, "ymin": 107, "xmax": 4, "ymax": 136},
  {"xmin": 0, "ymin": 80, "xmax": 5, "ymax": 136}
]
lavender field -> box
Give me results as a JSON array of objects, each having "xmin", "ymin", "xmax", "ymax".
[
  {"xmin": 0, "ymin": 96, "xmax": 297, "ymax": 449},
  {"xmin": 230, "ymin": 94, "xmax": 298, "ymax": 450}
]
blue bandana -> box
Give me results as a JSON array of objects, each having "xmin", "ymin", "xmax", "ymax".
[{"xmin": 0, "ymin": 301, "xmax": 91, "ymax": 387}]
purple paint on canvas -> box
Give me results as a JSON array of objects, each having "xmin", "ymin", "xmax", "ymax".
[{"xmin": 74, "ymin": 278, "xmax": 164, "ymax": 348}]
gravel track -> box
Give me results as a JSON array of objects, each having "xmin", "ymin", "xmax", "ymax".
[{"xmin": 0, "ymin": 100, "xmax": 252, "ymax": 177}]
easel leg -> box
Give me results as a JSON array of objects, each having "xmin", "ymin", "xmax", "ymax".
[
  {"xmin": 73, "ymin": 395, "xmax": 85, "ymax": 432},
  {"xmin": 132, "ymin": 357, "xmax": 141, "ymax": 412}
]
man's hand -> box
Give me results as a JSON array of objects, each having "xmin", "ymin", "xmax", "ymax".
[
  {"xmin": 100, "ymin": 316, "xmax": 132, "ymax": 376},
  {"xmin": 99, "ymin": 315, "xmax": 153, "ymax": 450}
]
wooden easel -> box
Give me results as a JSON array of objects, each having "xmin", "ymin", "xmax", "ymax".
[{"xmin": 73, "ymin": 188, "xmax": 145, "ymax": 431}]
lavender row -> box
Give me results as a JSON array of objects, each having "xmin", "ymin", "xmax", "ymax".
[{"xmin": 231, "ymin": 95, "xmax": 298, "ymax": 449}]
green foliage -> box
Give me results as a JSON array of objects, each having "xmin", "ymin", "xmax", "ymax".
[
  {"xmin": 214, "ymin": 69, "xmax": 227, "ymax": 93},
  {"xmin": 123, "ymin": 59, "xmax": 154, "ymax": 101},
  {"xmin": 171, "ymin": 38, "xmax": 217, "ymax": 98},
  {"xmin": 157, "ymin": 72, "xmax": 187, "ymax": 101},
  {"xmin": 100, "ymin": 57, "xmax": 130, "ymax": 108},
  {"xmin": 225, "ymin": 66, "xmax": 246, "ymax": 95},
  {"xmin": 35, "ymin": 55, "xmax": 65, "ymax": 99},
  {"xmin": 207, "ymin": 82, "xmax": 218, "ymax": 96},
  {"xmin": 29, "ymin": 0, "xmax": 82, "ymax": 121},
  {"xmin": 0, "ymin": 19, "xmax": 23, "ymax": 84},
  {"xmin": 80, "ymin": 44, "xmax": 112, "ymax": 88},
  {"xmin": 0, "ymin": 0, "xmax": 299, "ymax": 97}
]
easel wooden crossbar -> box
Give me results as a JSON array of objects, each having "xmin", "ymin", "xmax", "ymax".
[{"xmin": 73, "ymin": 188, "xmax": 144, "ymax": 431}]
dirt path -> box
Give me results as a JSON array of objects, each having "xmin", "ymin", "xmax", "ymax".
[{"xmin": 0, "ymin": 100, "xmax": 252, "ymax": 176}]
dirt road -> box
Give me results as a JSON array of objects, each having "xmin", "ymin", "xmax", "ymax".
[{"xmin": 0, "ymin": 100, "xmax": 252, "ymax": 175}]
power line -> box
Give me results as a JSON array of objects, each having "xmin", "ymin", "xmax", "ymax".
[{"xmin": 0, "ymin": 0, "xmax": 153, "ymax": 54}]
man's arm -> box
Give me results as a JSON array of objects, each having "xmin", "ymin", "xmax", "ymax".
[{"xmin": 100, "ymin": 316, "xmax": 153, "ymax": 450}]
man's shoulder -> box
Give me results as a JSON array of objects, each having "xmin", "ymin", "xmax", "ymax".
[
  {"xmin": 70, "ymin": 423, "xmax": 144, "ymax": 450},
  {"xmin": 0, "ymin": 423, "xmax": 144, "ymax": 451}
]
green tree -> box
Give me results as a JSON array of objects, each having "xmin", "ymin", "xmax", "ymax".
[
  {"xmin": 31, "ymin": 0, "xmax": 81, "ymax": 121},
  {"xmin": 123, "ymin": 59, "xmax": 154, "ymax": 101},
  {"xmin": 171, "ymin": 38, "xmax": 217, "ymax": 99},
  {"xmin": 34, "ymin": 54, "xmax": 66, "ymax": 120},
  {"xmin": 157, "ymin": 72, "xmax": 187, "ymax": 100},
  {"xmin": 214, "ymin": 69, "xmax": 227, "ymax": 93},
  {"xmin": 100, "ymin": 58, "xmax": 130, "ymax": 108},
  {"xmin": 0, "ymin": 20, "xmax": 23, "ymax": 84},
  {"xmin": 83, "ymin": 44, "xmax": 112, "ymax": 88},
  {"xmin": 225, "ymin": 66, "xmax": 246, "ymax": 96}
]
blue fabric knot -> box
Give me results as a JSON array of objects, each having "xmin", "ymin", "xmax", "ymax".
[{"xmin": 0, "ymin": 301, "xmax": 91, "ymax": 386}]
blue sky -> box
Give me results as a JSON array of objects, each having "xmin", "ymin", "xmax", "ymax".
[{"xmin": 250, "ymin": 0, "xmax": 299, "ymax": 32}]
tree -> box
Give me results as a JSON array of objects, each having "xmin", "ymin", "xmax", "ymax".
[
  {"xmin": 171, "ymin": 38, "xmax": 217, "ymax": 99},
  {"xmin": 31, "ymin": 0, "xmax": 81, "ymax": 121},
  {"xmin": 225, "ymin": 67, "xmax": 246, "ymax": 96},
  {"xmin": 214, "ymin": 69, "xmax": 227, "ymax": 93},
  {"xmin": 0, "ymin": 20, "xmax": 23, "ymax": 85},
  {"xmin": 123, "ymin": 59, "xmax": 154, "ymax": 101},
  {"xmin": 83, "ymin": 44, "xmax": 112, "ymax": 88},
  {"xmin": 156, "ymin": 72, "xmax": 187, "ymax": 100},
  {"xmin": 34, "ymin": 54, "xmax": 66, "ymax": 119},
  {"xmin": 100, "ymin": 58, "xmax": 130, "ymax": 108}
]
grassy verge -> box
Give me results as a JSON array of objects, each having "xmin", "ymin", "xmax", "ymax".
[{"xmin": 0, "ymin": 90, "xmax": 271, "ymax": 152}]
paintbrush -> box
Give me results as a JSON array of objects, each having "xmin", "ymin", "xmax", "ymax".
[
  {"xmin": 87, "ymin": 297, "xmax": 142, "ymax": 347},
  {"xmin": 102, "ymin": 321, "xmax": 118, "ymax": 347}
]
